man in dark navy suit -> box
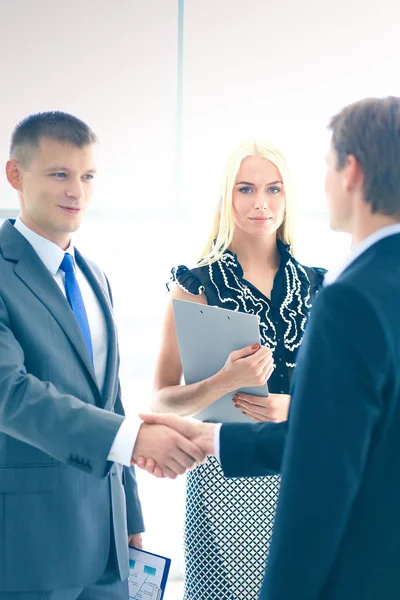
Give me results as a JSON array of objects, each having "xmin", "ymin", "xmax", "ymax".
[{"xmin": 142, "ymin": 96, "xmax": 400, "ymax": 599}]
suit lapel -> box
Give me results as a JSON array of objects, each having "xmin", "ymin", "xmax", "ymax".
[
  {"xmin": 14, "ymin": 251, "xmax": 99, "ymax": 387},
  {"xmin": 1, "ymin": 220, "xmax": 119, "ymax": 408},
  {"xmin": 75, "ymin": 250, "xmax": 119, "ymax": 409},
  {"xmin": 1, "ymin": 221, "xmax": 99, "ymax": 398}
]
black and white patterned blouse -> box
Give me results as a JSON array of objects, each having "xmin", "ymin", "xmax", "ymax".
[{"xmin": 171, "ymin": 239, "xmax": 326, "ymax": 395}]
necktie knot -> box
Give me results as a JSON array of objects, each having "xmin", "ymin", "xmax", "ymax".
[{"xmin": 60, "ymin": 253, "xmax": 75, "ymax": 274}]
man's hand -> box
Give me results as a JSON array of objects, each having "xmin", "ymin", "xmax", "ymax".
[
  {"xmin": 132, "ymin": 422, "xmax": 206, "ymax": 479},
  {"xmin": 135, "ymin": 414, "xmax": 217, "ymax": 478},
  {"xmin": 128, "ymin": 533, "xmax": 143, "ymax": 549},
  {"xmin": 233, "ymin": 393, "xmax": 290, "ymax": 422}
]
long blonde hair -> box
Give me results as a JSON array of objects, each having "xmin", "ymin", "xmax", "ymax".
[{"xmin": 198, "ymin": 141, "xmax": 295, "ymax": 266}]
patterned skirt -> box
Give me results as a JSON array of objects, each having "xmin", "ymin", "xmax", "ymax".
[{"xmin": 184, "ymin": 457, "xmax": 280, "ymax": 600}]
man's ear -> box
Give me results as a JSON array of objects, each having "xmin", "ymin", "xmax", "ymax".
[
  {"xmin": 6, "ymin": 159, "xmax": 24, "ymax": 192},
  {"xmin": 344, "ymin": 154, "xmax": 363, "ymax": 193}
]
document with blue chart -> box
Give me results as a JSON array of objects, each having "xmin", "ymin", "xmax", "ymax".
[
  {"xmin": 128, "ymin": 547, "xmax": 171, "ymax": 600},
  {"xmin": 173, "ymin": 299, "xmax": 269, "ymax": 423}
]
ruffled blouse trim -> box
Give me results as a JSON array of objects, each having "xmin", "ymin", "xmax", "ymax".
[
  {"xmin": 169, "ymin": 265, "xmax": 205, "ymax": 295},
  {"xmin": 205, "ymin": 252, "xmax": 322, "ymax": 366},
  {"xmin": 169, "ymin": 252, "xmax": 325, "ymax": 369}
]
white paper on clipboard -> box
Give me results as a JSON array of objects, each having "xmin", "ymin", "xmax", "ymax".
[
  {"xmin": 173, "ymin": 299, "xmax": 269, "ymax": 423},
  {"xmin": 128, "ymin": 547, "xmax": 171, "ymax": 600}
]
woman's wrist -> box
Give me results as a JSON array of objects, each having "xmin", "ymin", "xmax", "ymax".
[{"xmin": 211, "ymin": 369, "xmax": 235, "ymax": 397}]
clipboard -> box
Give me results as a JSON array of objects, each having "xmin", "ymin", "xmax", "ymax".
[
  {"xmin": 173, "ymin": 299, "xmax": 269, "ymax": 423},
  {"xmin": 128, "ymin": 546, "xmax": 171, "ymax": 600}
]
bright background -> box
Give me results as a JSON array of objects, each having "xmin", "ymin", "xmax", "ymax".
[{"xmin": 1, "ymin": 0, "xmax": 399, "ymax": 595}]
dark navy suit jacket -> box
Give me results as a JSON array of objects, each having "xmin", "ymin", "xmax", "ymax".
[{"xmin": 220, "ymin": 232, "xmax": 400, "ymax": 599}]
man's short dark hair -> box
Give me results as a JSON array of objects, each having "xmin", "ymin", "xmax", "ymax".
[
  {"xmin": 10, "ymin": 111, "xmax": 98, "ymax": 167},
  {"xmin": 329, "ymin": 96, "xmax": 400, "ymax": 217}
]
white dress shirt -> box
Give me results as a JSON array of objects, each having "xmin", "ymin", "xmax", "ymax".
[
  {"xmin": 14, "ymin": 217, "xmax": 140, "ymax": 467},
  {"xmin": 215, "ymin": 222, "xmax": 400, "ymax": 462}
]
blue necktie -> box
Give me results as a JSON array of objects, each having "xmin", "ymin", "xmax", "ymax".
[{"xmin": 59, "ymin": 253, "xmax": 93, "ymax": 363}]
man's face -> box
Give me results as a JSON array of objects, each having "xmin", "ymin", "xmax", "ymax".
[
  {"xmin": 15, "ymin": 138, "xmax": 96, "ymax": 248},
  {"xmin": 324, "ymin": 145, "xmax": 353, "ymax": 233}
]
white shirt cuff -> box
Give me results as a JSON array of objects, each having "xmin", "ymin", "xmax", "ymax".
[
  {"xmin": 214, "ymin": 423, "xmax": 223, "ymax": 463},
  {"xmin": 107, "ymin": 417, "xmax": 142, "ymax": 467}
]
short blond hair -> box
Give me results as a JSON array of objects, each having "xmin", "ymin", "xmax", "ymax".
[{"xmin": 198, "ymin": 140, "xmax": 295, "ymax": 266}]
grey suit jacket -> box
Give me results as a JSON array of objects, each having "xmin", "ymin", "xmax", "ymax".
[{"xmin": 0, "ymin": 220, "xmax": 144, "ymax": 592}]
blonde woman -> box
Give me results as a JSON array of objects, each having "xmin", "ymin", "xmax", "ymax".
[{"xmin": 152, "ymin": 142, "xmax": 326, "ymax": 600}]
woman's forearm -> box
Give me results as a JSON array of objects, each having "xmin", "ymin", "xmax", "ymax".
[{"xmin": 152, "ymin": 370, "xmax": 234, "ymax": 416}]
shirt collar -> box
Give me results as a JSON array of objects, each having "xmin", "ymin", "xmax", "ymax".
[
  {"xmin": 324, "ymin": 222, "xmax": 400, "ymax": 286},
  {"xmin": 13, "ymin": 216, "xmax": 75, "ymax": 275}
]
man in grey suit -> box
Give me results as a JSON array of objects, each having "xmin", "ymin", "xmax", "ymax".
[{"xmin": 0, "ymin": 111, "xmax": 205, "ymax": 599}]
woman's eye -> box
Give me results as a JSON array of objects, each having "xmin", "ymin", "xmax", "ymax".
[
  {"xmin": 52, "ymin": 172, "xmax": 66, "ymax": 178},
  {"xmin": 238, "ymin": 186, "xmax": 252, "ymax": 194},
  {"xmin": 82, "ymin": 174, "xmax": 94, "ymax": 180},
  {"xmin": 268, "ymin": 186, "xmax": 281, "ymax": 194}
]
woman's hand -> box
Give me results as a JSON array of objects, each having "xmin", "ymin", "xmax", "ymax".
[
  {"xmin": 233, "ymin": 392, "xmax": 291, "ymax": 422},
  {"xmin": 217, "ymin": 343, "xmax": 274, "ymax": 393}
]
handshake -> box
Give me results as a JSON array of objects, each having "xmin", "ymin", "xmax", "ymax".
[{"xmin": 131, "ymin": 414, "xmax": 217, "ymax": 479}]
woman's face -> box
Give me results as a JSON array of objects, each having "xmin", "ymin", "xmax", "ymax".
[{"xmin": 232, "ymin": 155, "xmax": 286, "ymax": 239}]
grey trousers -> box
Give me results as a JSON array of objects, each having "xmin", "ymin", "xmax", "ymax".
[
  {"xmin": 0, "ymin": 580, "xmax": 128, "ymax": 600},
  {"xmin": 0, "ymin": 545, "xmax": 129, "ymax": 600}
]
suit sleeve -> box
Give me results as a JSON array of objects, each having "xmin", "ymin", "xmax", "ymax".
[
  {"xmin": 0, "ymin": 295, "xmax": 123, "ymax": 478},
  {"xmin": 260, "ymin": 282, "xmax": 388, "ymax": 600},
  {"xmin": 124, "ymin": 466, "xmax": 145, "ymax": 534},
  {"xmin": 114, "ymin": 388, "xmax": 145, "ymax": 535},
  {"xmin": 102, "ymin": 272, "xmax": 145, "ymax": 533},
  {"xmin": 220, "ymin": 421, "xmax": 286, "ymax": 477}
]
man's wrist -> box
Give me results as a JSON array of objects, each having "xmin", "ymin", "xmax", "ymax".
[
  {"xmin": 131, "ymin": 422, "xmax": 147, "ymax": 464},
  {"xmin": 109, "ymin": 417, "xmax": 142, "ymax": 467},
  {"xmin": 201, "ymin": 423, "xmax": 217, "ymax": 455}
]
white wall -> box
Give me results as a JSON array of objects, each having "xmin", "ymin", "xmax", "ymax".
[
  {"xmin": 0, "ymin": 0, "xmax": 178, "ymax": 212},
  {"xmin": 1, "ymin": 0, "xmax": 399, "ymax": 588}
]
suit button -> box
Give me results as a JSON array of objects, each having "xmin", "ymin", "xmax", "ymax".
[{"xmin": 280, "ymin": 373, "xmax": 284, "ymax": 378}]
